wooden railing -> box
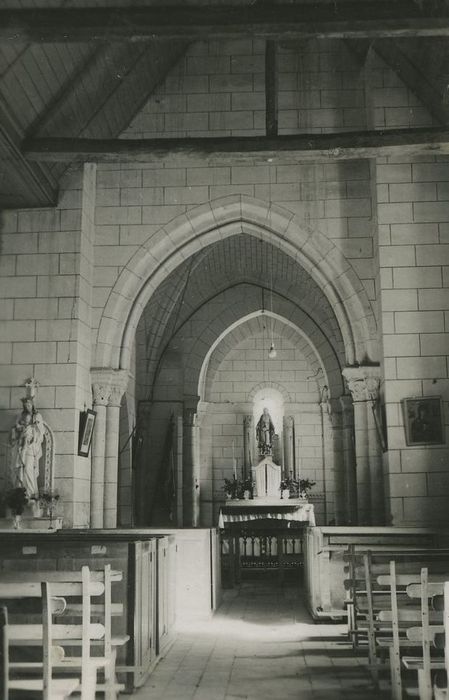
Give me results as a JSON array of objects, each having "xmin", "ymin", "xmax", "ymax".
[{"xmin": 221, "ymin": 525, "xmax": 304, "ymax": 586}]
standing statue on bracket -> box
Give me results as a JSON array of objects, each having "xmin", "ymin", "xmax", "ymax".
[
  {"xmin": 256, "ymin": 407, "xmax": 275, "ymax": 456},
  {"xmin": 9, "ymin": 387, "xmax": 45, "ymax": 498}
]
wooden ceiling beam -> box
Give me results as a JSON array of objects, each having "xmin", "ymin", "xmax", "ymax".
[
  {"xmin": 2, "ymin": 3, "xmax": 449, "ymax": 43},
  {"xmin": 265, "ymin": 41, "xmax": 278, "ymax": 137},
  {"xmin": 0, "ymin": 103, "xmax": 58, "ymax": 208},
  {"xmin": 374, "ymin": 39, "xmax": 449, "ymax": 126},
  {"xmin": 22, "ymin": 127, "xmax": 449, "ymax": 164}
]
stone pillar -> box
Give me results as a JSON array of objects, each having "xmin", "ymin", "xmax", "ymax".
[
  {"xmin": 342, "ymin": 366, "xmax": 383, "ymax": 525},
  {"xmin": 243, "ymin": 415, "xmax": 254, "ymax": 478},
  {"xmin": 90, "ymin": 372, "xmax": 112, "ymax": 529},
  {"xmin": 183, "ymin": 396, "xmax": 200, "ymax": 527},
  {"xmin": 283, "ymin": 415, "xmax": 295, "ymax": 479},
  {"xmin": 104, "ymin": 370, "xmax": 128, "ymax": 528},
  {"xmin": 329, "ymin": 398, "xmax": 345, "ymax": 525},
  {"xmin": 320, "ymin": 392, "xmax": 335, "ymax": 525},
  {"xmin": 340, "ymin": 395, "xmax": 357, "ymax": 525}
]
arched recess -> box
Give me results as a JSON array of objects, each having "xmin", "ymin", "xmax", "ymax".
[
  {"xmin": 95, "ymin": 195, "xmax": 376, "ymax": 372},
  {"xmin": 197, "ymin": 311, "xmax": 341, "ymax": 402}
]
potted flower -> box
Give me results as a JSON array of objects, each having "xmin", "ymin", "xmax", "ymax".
[
  {"xmin": 38, "ymin": 489, "xmax": 60, "ymax": 526},
  {"xmin": 299, "ymin": 478, "xmax": 316, "ymax": 498},
  {"xmin": 241, "ymin": 476, "xmax": 255, "ymax": 500},
  {"xmin": 4, "ymin": 487, "xmax": 29, "ymax": 527},
  {"xmin": 223, "ymin": 476, "xmax": 255, "ymax": 500},
  {"xmin": 279, "ymin": 476, "xmax": 299, "ymax": 499},
  {"xmin": 223, "ymin": 477, "xmax": 239, "ymax": 500}
]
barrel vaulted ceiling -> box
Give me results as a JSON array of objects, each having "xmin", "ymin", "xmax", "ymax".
[{"xmin": 2, "ymin": 2, "xmax": 449, "ymax": 208}]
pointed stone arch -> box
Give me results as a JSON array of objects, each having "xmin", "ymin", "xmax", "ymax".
[{"xmin": 94, "ymin": 194, "xmax": 376, "ymax": 371}]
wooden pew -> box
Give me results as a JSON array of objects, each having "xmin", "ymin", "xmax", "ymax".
[
  {"xmin": 0, "ymin": 565, "xmax": 128, "ymax": 700},
  {"xmin": 344, "ymin": 548, "xmax": 449, "ymax": 697}
]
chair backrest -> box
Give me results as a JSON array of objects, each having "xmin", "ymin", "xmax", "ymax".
[{"xmin": 0, "ymin": 606, "xmax": 8, "ymax": 700}]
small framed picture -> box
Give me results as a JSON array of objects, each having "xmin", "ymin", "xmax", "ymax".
[
  {"xmin": 78, "ymin": 409, "xmax": 96, "ymax": 457},
  {"xmin": 402, "ymin": 396, "xmax": 445, "ymax": 447}
]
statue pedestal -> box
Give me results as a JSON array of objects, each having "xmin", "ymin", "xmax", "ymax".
[{"xmin": 251, "ymin": 457, "xmax": 282, "ymax": 499}]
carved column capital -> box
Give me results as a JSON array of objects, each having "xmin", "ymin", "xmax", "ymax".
[
  {"xmin": 243, "ymin": 414, "xmax": 253, "ymax": 430},
  {"xmin": 342, "ymin": 366, "xmax": 381, "ymax": 403},
  {"xmin": 183, "ymin": 395, "xmax": 200, "ymax": 427},
  {"xmin": 108, "ymin": 370, "xmax": 129, "ymax": 407},
  {"xmin": 283, "ymin": 415, "xmax": 295, "ymax": 430}
]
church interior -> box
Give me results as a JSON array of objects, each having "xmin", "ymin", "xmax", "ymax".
[{"xmin": 0, "ymin": 1, "xmax": 449, "ymax": 698}]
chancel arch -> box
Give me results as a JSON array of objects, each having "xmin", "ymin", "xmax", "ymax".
[
  {"xmin": 95, "ymin": 195, "xmax": 377, "ymax": 373},
  {"xmin": 101, "ymin": 197, "xmax": 380, "ymax": 529}
]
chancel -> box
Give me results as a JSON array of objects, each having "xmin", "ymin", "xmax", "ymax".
[{"xmin": 0, "ymin": 2, "xmax": 449, "ymax": 698}]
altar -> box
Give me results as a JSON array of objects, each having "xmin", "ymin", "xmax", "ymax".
[{"xmin": 218, "ymin": 499, "xmax": 315, "ymax": 528}]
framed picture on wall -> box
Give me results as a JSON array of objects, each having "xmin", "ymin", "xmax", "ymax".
[
  {"xmin": 402, "ymin": 396, "xmax": 445, "ymax": 447},
  {"xmin": 78, "ymin": 409, "xmax": 97, "ymax": 457}
]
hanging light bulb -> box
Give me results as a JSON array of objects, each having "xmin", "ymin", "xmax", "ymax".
[{"xmin": 268, "ymin": 258, "xmax": 276, "ymax": 359}]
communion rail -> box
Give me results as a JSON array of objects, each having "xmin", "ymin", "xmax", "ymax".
[{"xmin": 220, "ymin": 523, "xmax": 304, "ymax": 586}]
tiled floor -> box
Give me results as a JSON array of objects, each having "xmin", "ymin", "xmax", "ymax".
[{"xmin": 133, "ymin": 577, "xmax": 389, "ymax": 699}]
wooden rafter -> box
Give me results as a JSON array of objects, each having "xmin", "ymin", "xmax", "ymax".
[
  {"xmin": 2, "ymin": 3, "xmax": 449, "ymax": 43},
  {"xmin": 348, "ymin": 38, "xmax": 449, "ymax": 126},
  {"xmin": 265, "ymin": 41, "xmax": 278, "ymax": 137},
  {"xmin": 0, "ymin": 102, "xmax": 57, "ymax": 207},
  {"xmin": 373, "ymin": 39, "xmax": 449, "ymax": 125},
  {"xmin": 29, "ymin": 41, "xmax": 189, "ymax": 139},
  {"xmin": 22, "ymin": 127, "xmax": 449, "ymax": 164}
]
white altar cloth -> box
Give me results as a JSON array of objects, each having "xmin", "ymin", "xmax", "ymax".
[{"xmin": 218, "ymin": 500, "xmax": 315, "ymax": 528}]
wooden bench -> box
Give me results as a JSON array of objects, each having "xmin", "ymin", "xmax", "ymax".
[
  {"xmin": 344, "ymin": 548, "xmax": 449, "ymax": 696},
  {"xmin": 0, "ymin": 565, "xmax": 128, "ymax": 700}
]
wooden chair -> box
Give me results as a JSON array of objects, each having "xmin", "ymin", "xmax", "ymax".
[
  {"xmin": 0, "ymin": 576, "xmax": 94, "ymax": 700},
  {"xmin": 344, "ymin": 549, "xmax": 449, "ymax": 698},
  {"xmin": 0, "ymin": 565, "xmax": 127, "ymax": 700}
]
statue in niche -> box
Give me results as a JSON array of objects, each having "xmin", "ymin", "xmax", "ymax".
[
  {"xmin": 9, "ymin": 392, "xmax": 45, "ymax": 498},
  {"xmin": 256, "ymin": 407, "xmax": 275, "ymax": 456}
]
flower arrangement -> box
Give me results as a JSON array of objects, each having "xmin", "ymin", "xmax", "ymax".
[
  {"xmin": 223, "ymin": 476, "xmax": 255, "ymax": 500},
  {"xmin": 38, "ymin": 489, "xmax": 60, "ymax": 520},
  {"xmin": 279, "ymin": 477, "xmax": 316, "ymax": 498},
  {"xmin": 3, "ymin": 487, "xmax": 29, "ymax": 515}
]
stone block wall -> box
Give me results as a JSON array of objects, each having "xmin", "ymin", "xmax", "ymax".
[
  {"xmin": 0, "ymin": 165, "xmax": 95, "ymax": 527},
  {"xmin": 0, "ymin": 37, "xmax": 447, "ymax": 528},
  {"xmin": 377, "ymin": 156, "xmax": 449, "ymax": 525}
]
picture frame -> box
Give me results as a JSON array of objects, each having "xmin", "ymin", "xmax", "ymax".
[
  {"xmin": 402, "ymin": 396, "xmax": 445, "ymax": 447},
  {"xmin": 78, "ymin": 409, "xmax": 96, "ymax": 457}
]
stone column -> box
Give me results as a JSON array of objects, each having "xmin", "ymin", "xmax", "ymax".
[
  {"xmin": 283, "ymin": 416, "xmax": 295, "ymax": 479},
  {"xmin": 342, "ymin": 366, "xmax": 383, "ymax": 525},
  {"xmin": 243, "ymin": 415, "xmax": 254, "ymax": 478},
  {"xmin": 320, "ymin": 392, "xmax": 335, "ymax": 525},
  {"xmin": 90, "ymin": 372, "xmax": 112, "ymax": 529},
  {"xmin": 183, "ymin": 396, "xmax": 200, "ymax": 527},
  {"xmin": 339, "ymin": 395, "xmax": 357, "ymax": 524},
  {"xmin": 104, "ymin": 370, "xmax": 128, "ymax": 528}
]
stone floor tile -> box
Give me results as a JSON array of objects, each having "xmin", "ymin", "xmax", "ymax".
[{"xmin": 130, "ymin": 579, "xmax": 380, "ymax": 699}]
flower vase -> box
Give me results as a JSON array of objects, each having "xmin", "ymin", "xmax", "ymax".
[
  {"xmin": 13, "ymin": 514, "xmax": 21, "ymax": 529},
  {"xmin": 282, "ymin": 489, "xmax": 290, "ymax": 500},
  {"xmin": 243, "ymin": 490, "xmax": 250, "ymax": 500}
]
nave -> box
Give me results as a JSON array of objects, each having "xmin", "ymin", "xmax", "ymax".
[{"xmin": 135, "ymin": 578, "xmax": 382, "ymax": 700}]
